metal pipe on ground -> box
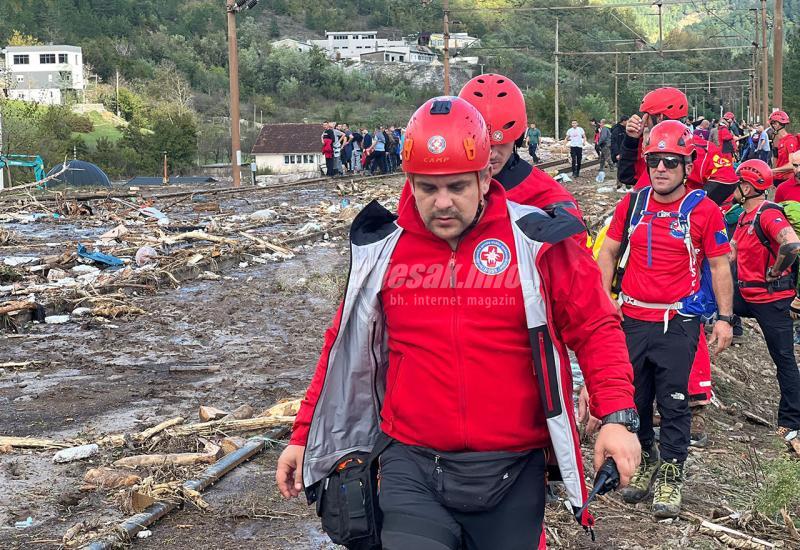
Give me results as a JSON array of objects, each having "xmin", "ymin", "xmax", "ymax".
[{"xmin": 82, "ymin": 435, "xmax": 272, "ymax": 550}]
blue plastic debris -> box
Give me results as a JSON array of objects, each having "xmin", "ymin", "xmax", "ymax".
[
  {"xmin": 14, "ymin": 517, "xmax": 33, "ymax": 529},
  {"xmin": 77, "ymin": 244, "xmax": 124, "ymax": 267}
]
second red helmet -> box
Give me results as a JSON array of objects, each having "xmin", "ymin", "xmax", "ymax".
[
  {"xmin": 769, "ymin": 110, "xmax": 790, "ymax": 125},
  {"xmin": 459, "ymin": 73, "xmax": 527, "ymax": 145},
  {"xmin": 640, "ymin": 87, "xmax": 689, "ymax": 119},
  {"xmin": 402, "ymin": 96, "xmax": 491, "ymax": 176},
  {"xmin": 642, "ymin": 120, "xmax": 695, "ymax": 158},
  {"xmin": 737, "ymin": 159, "xmax": 773, "ymax": 190}
]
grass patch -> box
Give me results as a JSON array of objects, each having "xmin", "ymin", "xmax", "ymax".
[
  {"xmin": 755, "ymin": 458, "xmax": 800, "ymax": 517},
  {"xmin": 72, "ymin": 110, "xmax": 124, "ymax": 147}
]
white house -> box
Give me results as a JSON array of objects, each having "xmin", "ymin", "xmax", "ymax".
[
  {"xmin": 2, "ymin": 45, "xmax": 84, "ymax": 105},
  {"xmin": 251, "ymin": 123, "xmax": 325, "ymax": 175},
  {"xmin": 309, "ymin": 31, "xmax": 408, "ymax": 60},
  {"xmin": 428, "ymin": 32, "xmax": 480, "ymax": 51},
  {"xmin": 360, "ymin": 45, "xmax": 436, "ymax": 64}
]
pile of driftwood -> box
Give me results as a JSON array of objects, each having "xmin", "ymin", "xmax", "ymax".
[{"xmin": 1, "ymin": 397, "xmax": 301, "ymax": 547}]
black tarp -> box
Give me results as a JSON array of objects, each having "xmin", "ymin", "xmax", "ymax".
[{"xmin": 46, "ymin": 160, "xmax": 111, "ymax": 187}]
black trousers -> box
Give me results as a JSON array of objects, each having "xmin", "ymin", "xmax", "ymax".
[
  {"xmin": 370, "ymin": 151, "xmax": 388, "ymax": 174},
  {"xmin": 623, "ymin": 315, "xmax": 701, "ymax": 462},
  {"xmin": 325, "ymin": 157, "xmax": 335, "ymax": 176},
  {"xmin": 378, "ymin": 442, "xmax": 545, "ymax": 550},
  {"xmin": 734, "ymin": 293, "xmax": 800, "ymax": 429},
  {"xmin": 570, "ymin": 146, "xmax": 583, "ymax": 176},
  {"xmin": 528, "ymin": 143, "xmax": 540, "ymax": 163}
]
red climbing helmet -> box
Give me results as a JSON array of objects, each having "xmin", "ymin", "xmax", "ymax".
[
  {"xmin": 642, "ymin": 120, "xmax": 695, "ymax": 158},
  {"xmin": 737, "ymin": 159, "xmax": 773, "ymax": 190},
  {"xmin": 639, "ymin": 87, "xmax": 689, "ymax": 119},
  {"xmin": 769, "ymin": 110, "xmax": 791, "ymax": 125},
  {"xmin": 402, "ymin": 96, "xmax": 491, "ymax": 175},
  {"xmin": 723, "ymin": 111, "xmax": 735, "ymax": 120},
  {"xmin": 459, "ymin": 73, "xmax": 527, "ymax": 144}
]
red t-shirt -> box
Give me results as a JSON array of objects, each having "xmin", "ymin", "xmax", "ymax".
[
  {"xmin": 775, "ymin": 178, "xmax": 800, "ymax": 203},
  {"xmin": 608, "ymin": 189, "xmax": 731, "ymax": 321},
  {"xmin": 733, "ymin": 203, "xmax": 795, "ymax": 303},
  {"xmin": 775, "ymin": 133, "xmax": 800, "ymax": 184}
]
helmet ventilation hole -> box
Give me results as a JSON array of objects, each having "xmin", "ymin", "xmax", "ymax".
[{"xmin": 497, "ymin": 92, "xmax": 507, "ymax": 97}]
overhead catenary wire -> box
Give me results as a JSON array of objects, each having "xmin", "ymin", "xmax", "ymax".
[{"xmin": 615, "ymin": 69, "xmax": 755, "ymax": 75}]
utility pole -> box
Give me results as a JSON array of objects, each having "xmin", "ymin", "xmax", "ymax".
[
  {"xmin": 656, "ymin": 0, "xmax": 663, "ymax": 56},
  {"xmin": 443, "ymin": 0, "xmax": 450, "ymax": 95},
  {"xmin": 115, "ymin": 69, "xmax": 121, "ymax": 117},
  {"xmin": 774, "ymin": 0, "xmax": 783, "ymax": 108},
  {"xmin": 0, "ymin": 109, "xmax": 4, "ymax": 191},
  {"xmin": 554, "ymin": 17, "xmax": 560, "ymax": 140},
  {"xmin": 614, "ymin": 54, "xmax": 619, "ymax": 122},
  {"xmin": 226, "ymin": 0, "xmax": 242, "ymax": 187},
  {"xmin": 752, "ymin": 8, "xmax": 760, "ymax": 123},
  {"xmin": 761, "ymin": 0, "xmax": 769, "ymax": 123}
]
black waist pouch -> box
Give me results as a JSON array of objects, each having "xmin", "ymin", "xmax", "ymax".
[
  {"xmin": 315, "ymin": 436, "xmax": 391, "ymax": 550},
  {"xmin": 410, "ymin": 446, "xmax": 538, "ymax": 513}
]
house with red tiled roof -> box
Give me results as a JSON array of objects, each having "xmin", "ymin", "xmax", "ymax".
[{"xmin": 251, "ymin": 123, "xmax": 324, "ymax": 174}]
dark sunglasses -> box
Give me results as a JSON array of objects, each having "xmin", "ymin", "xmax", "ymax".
[{"xmin": 645, "ymin": 155, "xmax": 683, "ymax": 169}]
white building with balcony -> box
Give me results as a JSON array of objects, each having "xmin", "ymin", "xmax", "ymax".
[
  {"xmin": 309, "ymin": 31, "xmax": 408, "ymax": 60},
  {"xmin": 2, "ymin": 45, "xmax": 84, "ymax": 105},
  {"xmin": 428, "ymin": 33, "xmax": 480, "ymax": 51}
]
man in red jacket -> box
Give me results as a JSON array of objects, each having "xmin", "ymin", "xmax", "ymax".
[
  {"xmin": 458, "ymin": 73, "xmax": 588, "ymax": 249},
  {"xmin": 598, "ymin": 121, "xmax": 734, "ymax": 519},
  {"xmin": 276, "ymin": 96, "xmax": 640, "ymax": 549}
]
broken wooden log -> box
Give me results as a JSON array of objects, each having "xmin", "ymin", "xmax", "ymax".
[
  {"xmin": 258, "ymin": 398, "xmax": 302, "ymax": 418},
  {"xmin": 135, "ymin": 417, "xmax": 184, "ymax": 442},
  {"xmin": 160, "ymin": 230, "xmax": 238, "ymax": 246},
  {"xmin": 83, "ymin": 467, "xmax": 141, "ymax": 489},
  {"xmin": 0, "ymin": 436, "xmax": 69, "ymax": 449},
  {"xmin": 220, "ymin": 436, "xmax": 246, "ymax": 455},
  {"xmin": 743, "ymin": 411, "xmax": 772, "ymax": 427},
  {"xmin": 0, "ymin": 300, "xmax": 38, "ymax": 316},
  {"xmin": 199, "ymin": 406, "xmax": 229, "ymax": 422},
  {"xmin": 698, "ymin": 520, "xmax": 775, "ymax": 549},
  {"xmin": 167, "ymin": 414, "xmax": 295, "ymax": 438},
  {"xmin": 231, "ymin": 404, "xmax": 255, "ymax": 420}
]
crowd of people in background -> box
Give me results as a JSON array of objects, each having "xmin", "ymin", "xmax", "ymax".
[{"xmin": 321, "ymin": 121, "xmax": 404, "ymax": 177}]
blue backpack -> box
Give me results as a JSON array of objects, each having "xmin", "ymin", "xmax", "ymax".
[{"xmin": 617, "ymin": 187, "xmax": 719, "ymax": 321}]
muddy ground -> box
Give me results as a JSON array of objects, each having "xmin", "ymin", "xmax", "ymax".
[{"xmin": 1, "ymin": 164, "xmax": 798, "ymax": 549}]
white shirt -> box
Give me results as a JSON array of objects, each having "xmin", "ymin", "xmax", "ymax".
[{"xmin": 566, "ymin": 127, "xmax": 585, "ymax": 147}]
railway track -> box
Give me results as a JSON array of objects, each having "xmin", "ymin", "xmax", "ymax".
[{"xmin": 0, "ymin": 154, "xmax": 600, "ymax": 205}]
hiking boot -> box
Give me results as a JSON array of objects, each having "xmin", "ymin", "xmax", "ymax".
[
  {"xmin": 777, "ymin": 427, "xmax": 800, "ymax": 457},
  {"xmin": 690, "ymin": 405, "xmax": 709, "ymax": 447},
  {"xmin": 621, "ymin": 447, "xmax": 661, "ymax": 503},
  {"xmin": 652, "ymin": 459, "xmax": 685, "ymax": 518}
]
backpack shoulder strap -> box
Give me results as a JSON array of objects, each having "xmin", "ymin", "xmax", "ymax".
[
  {"xmin": 678, "ymin": 189, "xmax": 707, "ymax": 216},
  {"xmin": 753, "ymin": 202, "xmax": 784, "ymax": 253},
  {"xmin": 627, "ymin": 187, "xmax": 651, "ymax": 229}
]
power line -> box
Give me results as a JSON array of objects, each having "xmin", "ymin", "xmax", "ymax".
[
  {"xmin": 557, "ymin": 45, "xmax": 752, "ymax": 56},
  {"xmin": 615, "ymin": 69, "xmax": 755, "ymax": 75}
]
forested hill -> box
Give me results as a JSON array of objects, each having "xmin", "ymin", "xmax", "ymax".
[{"xmin": 0, "ymin": 1, "xmax": 798, "ymax": 178}]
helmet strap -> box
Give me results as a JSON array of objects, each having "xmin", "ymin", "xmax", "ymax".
[{"xmin": 462, "ymin": 171, "xmax": 486, "ymax": 235}]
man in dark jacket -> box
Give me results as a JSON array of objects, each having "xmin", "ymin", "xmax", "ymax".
[{"xmin": 610, "ymin": 115, "xmax": 629, "ymax": 168}]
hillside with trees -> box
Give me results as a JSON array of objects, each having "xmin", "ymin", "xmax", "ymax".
[{"xmin": 0, "ymin": 0, "xmax": 796, "ymax": 179}]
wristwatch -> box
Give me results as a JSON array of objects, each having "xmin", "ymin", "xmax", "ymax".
[
  {"xmin": 601, "ymin": 408, "xmax": 640, "ymax": 433},
  {"xmin": 717, "ymin": 314, "xmax": 738, "ymax": 326}
]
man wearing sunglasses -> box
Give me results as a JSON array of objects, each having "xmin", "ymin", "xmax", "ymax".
[
  {"xmin": 616, "ymin": 87, "xmax": 739, "ymax": 449},
  {"xmin": 597, "ymin": 120, "xmax": 734, "ymax": 519},
  {"xmin": 730, "ymin": 159, "xmax": 800, "ymax": 456}
]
